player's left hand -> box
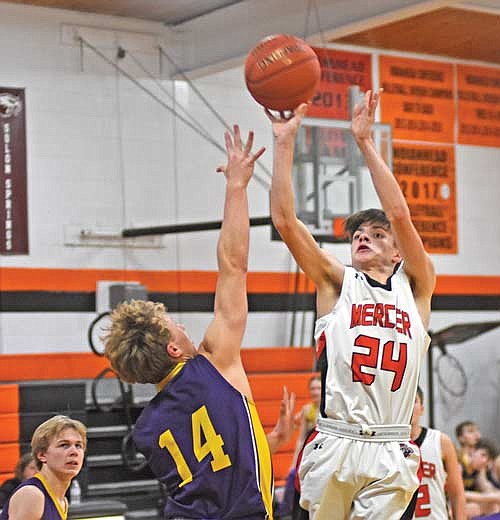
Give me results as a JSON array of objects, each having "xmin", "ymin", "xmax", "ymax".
[{"xmin": 351, "ymin": 88, "xmax": 382, "ymax": 141}]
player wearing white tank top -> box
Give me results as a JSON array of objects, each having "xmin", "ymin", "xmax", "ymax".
[
  {"xmin": 269, "ymin": 89, "xmax": 436, "ymax": 520},
  {"xmin": 409, "ymin": 387, "xmax": 466, "ymax": 520}
]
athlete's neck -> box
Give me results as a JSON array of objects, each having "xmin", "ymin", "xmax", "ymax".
[
  {"xmin": 356, "ymin": 263, "xmax": 397, "ymax": 285},
  {"xmin": 39, "ymin": 467, "xmax": 71, "ymax": 501},
  {"xmin": 411, "ymin": 423, "xmax": 422, "ymax": 441}
]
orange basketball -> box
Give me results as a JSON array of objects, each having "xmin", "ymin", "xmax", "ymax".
[{"xmin": 244, "ymin": 34, "xmax": 321, "ymax": 111}]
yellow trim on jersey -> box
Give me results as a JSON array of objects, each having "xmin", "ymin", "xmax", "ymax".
[
  {"xmin": 156, "ymin": 362, "xmax": 186, "ymax": 392},
  {"xmin": 34, "ymin": 473, "xmax": 67, "ymax": 520},
  {"xmin": 247, "ymin": 400, "xmax": 274, "ymax": 520}
]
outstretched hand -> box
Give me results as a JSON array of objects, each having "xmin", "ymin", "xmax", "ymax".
[
  {"xmin": 266, "ymin": 386, "xmax": 296, "ymax": 454},
  {"xmin": 265, "ymin": 103, "xmax": 309, "ymax": 144},
  {"xmin": 351, "ymin": 88, "xmax": 382, "ymax": 141},
  {"xmin": 216, "ymin": 125, "xmax": 265, "ymax": 187}
]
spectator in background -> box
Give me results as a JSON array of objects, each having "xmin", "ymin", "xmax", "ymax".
[
  {"xmin": 277, "ymin": 375, "xmax": 321, "ymax": 518},
  {"xmin": 463, "ymin": 439, "xmax": 500, "ymax": 516},
  {"xmin": 0, "ymin": 454, "xmax": 37, "ymax": 508},
  {"xmin": 292, "ymin": 375, "xmax": 321, "ymax": 468},
  {"xmin": 456, "ymin": 421, "xmax": 482, "ymax": 490},
  {"xmin": 456, "ymin": 420, "xmax": 500, "ymax": 492}
]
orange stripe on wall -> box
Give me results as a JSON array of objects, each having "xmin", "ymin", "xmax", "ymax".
[
  {"xmin": 434, "ymin": 275, "xmax": 500, "ymax": 295},
  {"xmin": 0, "ymin": 353, "xmax": 111, "ymax": 382},
  {"xmin": 0, "ymin": 473, "xmax": 15, "ymax": 486},
  {"xmin": 0, "ymin": 267, "xmax": 498, "ymax": 295},
  {"xmin": 0, "ymin": 385, "xmax": 19, "ymax": 413},
  {"xmin": 0, "ymin": 443, "xmax": 20, "ymax": 473},
  {"xmin": 0, "ymin": 267, "xmax": 313, "ymax": 294},
  {"xmin": 0, "ymin": 414, "xmax": 20, "ymax": 443}
]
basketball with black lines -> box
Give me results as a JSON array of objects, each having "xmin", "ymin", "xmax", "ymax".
[{"xmin": 244, "ymin": 34, "xmax": 321, "ymax": 111}]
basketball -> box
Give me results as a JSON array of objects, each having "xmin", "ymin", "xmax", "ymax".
[{"xmin": 244, "ymin": 34, "xmax": 321, "ymax": 111}]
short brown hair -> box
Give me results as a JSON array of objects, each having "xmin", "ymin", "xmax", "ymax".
[
  {"xmin": 416, "ymin": 386, "xmax": 424, "ymax": 404},
  {"xmin": 104, "ymin": 300, "xmax": 174, "ymax": 384},
  {"xmin": 344, "ymin": 208, "xmax": 390, "ymax": 241},
  {"xmin": 31, "ymin": 415, "xmax": 87, "ymax": 470},
  {"xmin": 455, "ymin": 420, "xmax": 478, "ymax": 439},
  {"xmin": 475, "ymin": 439, "xmax": 498, "ymax": 461}
]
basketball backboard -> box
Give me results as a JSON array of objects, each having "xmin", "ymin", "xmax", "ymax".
[{"xmin": 271, "ymin": 117, "xmax": 392, "ymax": 243}]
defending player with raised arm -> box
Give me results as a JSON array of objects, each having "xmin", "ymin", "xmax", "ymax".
[
  {"xmin": 268, "ymin": 89, "xmax": 436, "ymax": 520},
  {"xmin": 104, "ymin": 126, "xmax": 295, "ymax": 520}
]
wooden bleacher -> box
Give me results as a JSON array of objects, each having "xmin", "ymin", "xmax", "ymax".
[{"xmin": 242, "ymin": 347, "xmax": 318, "ymax": 487}]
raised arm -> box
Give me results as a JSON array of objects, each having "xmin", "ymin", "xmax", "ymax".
[
  {"xmin": 441, "ymin": 433, "xmax": 467, "ymax": 520},
  {"xmin": 351, "ymin": 89, "xmax": 435, "ymax": 326},
  {"xmin": 199, "ymin": 126, "xmax": 264, "ymax": 391},
  {"xmin": 268, "ymin": 106, "xmax": 344, "ymax": 316}
]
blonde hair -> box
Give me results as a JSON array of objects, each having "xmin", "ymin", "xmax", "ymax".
[
  {"xmin": 104, "ymin": 300, "xmax": 175, "ymax": 384},
  {"xmin": 31, "ymin": 415, "xmax": 87, "ymax": 470}
]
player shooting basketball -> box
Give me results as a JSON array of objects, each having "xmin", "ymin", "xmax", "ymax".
[{"xmin": 268, "ymin": 89, "xmax": 436, "ymax": 520}]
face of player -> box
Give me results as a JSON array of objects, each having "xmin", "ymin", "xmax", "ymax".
[
  {"xmin": 459, "ymin": 424, "xmax": 481, "ymax": 448},
  {"xmin": 309, "ymin": 379, "xmax": 321, "ymax": 406},
  {"xmin": 164, "ymin": 315, "xmax": 197, "ymax": 359},
  {"xmin": 37, "ymin": 428, "xmax": 85, "ymax": 479},
  {"xmin": 350, "ymin": 222, "xmax": 400, "ymax": 272},
  {"xmin": 411, "ymin": 393, "xmax": 424, "ymax": 427},
  {"xmin": 22, "ymin": 460, "xmax": 38, "ymax": 480}
]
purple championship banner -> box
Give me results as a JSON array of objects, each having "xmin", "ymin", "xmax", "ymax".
[{"xmin": 0, "ymin": 87, "xmax": 28, "ymax": 254}]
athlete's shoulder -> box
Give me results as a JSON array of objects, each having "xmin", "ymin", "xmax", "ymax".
[{"xmin": 4, "ymin": 483, "xmax": 45, "ymax": 520}]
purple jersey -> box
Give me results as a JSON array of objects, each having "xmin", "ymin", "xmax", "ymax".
[
  {"xmin": 133, "ymin": 355, "xmax": 273, "ymax": 519},
  {"xmin": 0, "ymin": 474, "xmax": 67, "ymax": 519}
]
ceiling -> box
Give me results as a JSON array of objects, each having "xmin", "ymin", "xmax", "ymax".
[
  {"xmin": 332, "ymin": 6, "xmax": 500, "ymax": 65},
  {"xmin": 0, "ymin": 0, "xmax": 247, "ymax": 25},
  {"xmin": 0, "ymin": 0, "xmax": 499, "ymax": 73}
]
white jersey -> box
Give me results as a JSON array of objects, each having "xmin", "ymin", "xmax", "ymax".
[
  {"xmin": 414, "ymin": 428, "xmax": 449, "ymax": 519},
  {"xmin": 314, "ymin": 264, "xmax": 430, "ymax": 426}
]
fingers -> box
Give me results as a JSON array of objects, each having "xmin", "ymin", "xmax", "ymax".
[
  {"xmin": 352, "ymin": 103, "xmax": 362, "ymax": 118},
  {"xmin": 264, "ymin": 107, "xmax": 296, "ymax": 122},
  {"xmin": 223, "ymin": 130, "xmax": 232, "ymax": 152},
  {"xmin": 244, "ymin": 130, "xmax": 254, "ymax": 155},
  {"xmin": 372, "ymin": 87, "xmax": 383, "ymax": 108},
  {"xmin": 223, "ymin": 125, "xmax": 264, "ymax": 165},
  {"xmin": 252, "ymin": 146, "xmax": 266, "ymax": 162},
  {"xmin": 364, "ymin": 89, "xmax": 372, "ymax": 110},
  {"xmin": 295, "ymin": 102, "xmax": 309, "ymax": 117},
  {"xmin": 365, "ymin": 88, "xmax": 383, "ymax": 116},
  {"xmin": 264, "ymin": 107, "xmax": 278, "ymax": 122},
  {"xmin": 280, "ymin": 386, "xmax": 296, "ymax": 413},
  {"xmin": 216, "ymin": 165, "xmax": 226, "ymax": 174}
]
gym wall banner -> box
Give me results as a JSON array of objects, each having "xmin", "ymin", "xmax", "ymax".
[
  {"xmin": 393, "ymin": 142, "xmax": 457, "ymax": 254},
  {"xmin": 379, "ymin": 55, "xmax": 454, "ymax": 143},
  {"xmin": 0, "ymin": 87, "xmax": 28, "ymax": 254},
  {"xmin": 457, "ymin": 64, "xmax": 500, "ymax": 148},
  {"xmin": 309, "ymin": 48, "xmax": 372, "ymax": 120}
]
